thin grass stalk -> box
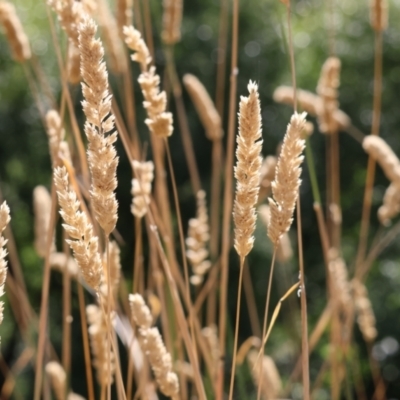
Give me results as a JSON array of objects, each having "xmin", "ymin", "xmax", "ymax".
[
  {"xmin": 33, "ymin": 184, "xmax": 57, "ymax": 400},
  {"xmin": 165, "ymin": 46, "xmax": 202, "ymax": 194},
  {"xmin": 61, "ymin": 231, "xmax": 72, "ymax": 386},
  {"xmin": 217, "ymin": 0, "xmax": 240, "ymax": 398},
  {"xmin": 105, "ymin": 237, "xmax": 112, "ymax": 400},
  {"xmin": 228, "ymin": 257, "xmax": 245, "ymax": 400},
  {"xmin": 164, "ymin": 140, "xmax": 199, "ymax": 365},
  {"xmin": 141, "ymin": 0, "xmax": 154, "ymax": 58},
  {"xmin": 22, "ymin": 63, "xmax": 46, "ymax": 124},
  {"xmin": 256, "ymin": 250, "xmax": 276, "ymax": 400},
  {"xmin": 30, "ymin": 54, "xmax": 57, "ymax": 108},
  {"xmin": 242, "ymin": 259, "xmax": 261, "ymax": 337},
  {"xmin": 355, "ymin": 31, "xmax": 383, "ymax": 274},
  {"xmin": 133, "ymin": 217, "xmax": 143, "ymax": 293},
  {"xmin": 77, "ymin": 282, "xmax": 95, "ymax": 400},
  {"xmin": 367, "ymin": 342, "xmax": 386, "ymax": 400}
]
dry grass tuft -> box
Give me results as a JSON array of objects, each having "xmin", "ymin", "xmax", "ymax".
[{"xmin": 233, "ymin": 81, "xmax": 263, "ymax": 258}]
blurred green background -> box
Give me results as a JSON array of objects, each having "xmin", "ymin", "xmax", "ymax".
[{"xmin": 1, "ymin": 0, "xmax": 400, "ymax": 398}]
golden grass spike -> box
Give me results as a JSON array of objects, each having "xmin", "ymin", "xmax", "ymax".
[
  {"xmin": 79, "ymin": 16, "xmax": 119, "ymax": 236},
  {"xmin": 233, "ymin": 81, "xmax": 263, "ymax": 258},
  {"xmin": 378, "ymin": 183, "xmax": 400, "ymax": 226},
  {"xmin": 370, "ymin": 0, "xmax": 388, "ymax": 32},
  {"xmin": 0, "ymin": 201, "xmax": 10, "ymax": 326},
  {"xmin": 45, "ymin": 109, "xmax": 65, "ymax": 167},
  {"xmin": 130, "ymin": 160, "xmax": 154, "ymax": 218},
  {"xmin": 268, "ymin": 112, "xmax": 307, "ymax": 245},
  {"xmin": 247, "ymin": 350, "xmax": 282, "ymax": 400},
  {"xmin": 33, "ymin": 186, "xmax": 54, "ymax": 258},
  {"xmin": 53, "ymin": 167, "xmax": 103, "ymax": 290},
  {"xmin": 161, "ymin": 0, "xmax": 183, "ymax": 45},
  {"xmin": 0, "ymin": 2, "xmax": 31, "ymax": 62},
  {"xmin": 86, "ymin": 304, "xmax": 116, "ymax": 385},
  {"xmin": 183, "ymin": 74, "xmax": 223, "ymax": 141},
  {"xmin": 316, "ymin": 57, "xmax": 341, "ymax": 134},
  {"xmin": 352, "ymin": 279, "xmax": 378, "ymax": 343},
  {"xmin": 45, "ymin": 361, "xmax": 66, "ymax": 400},
  {"xmin": 129, "ymin": 293, "xmax": 153, "ymax": 329},
  {"xmin": 123, "ymin": 25, "xmax": 152, "ymax": 72},
  {"xmin": 362, "ymin": 135, "xmax": 400, "ymax": 184},
  {"xmin": 187, "ymin": 190, "xmax": 211, "ymax": 285}
]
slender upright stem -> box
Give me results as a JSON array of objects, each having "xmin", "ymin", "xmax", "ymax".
[
  {"xmin": 217, "ymin": 0, "xmax": 240, "ymax": 398},
  {"xmin": 105, "ymin": 236, "xmax": 112, "ymax": 400},
  {"xmin": 228, "ymin": 256, "xmax": 245, "ymax": 400},
  {"xmin": 257, "ymin": 249, "xmax": 277, "ymax": 400}
]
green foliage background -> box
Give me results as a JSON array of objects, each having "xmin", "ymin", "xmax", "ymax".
[{"xmin": 1, "ymin": 0, "xmax": 400, "ymax": 398}]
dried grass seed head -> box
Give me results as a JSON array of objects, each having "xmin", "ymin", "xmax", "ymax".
[
  {"xmin": 67, "ymin": 43, "xmax": 81, "ymax": 84},
  {"xmin": 131, "ymin": 160, "xmax": 154, "ymax": 218},
  {"xmin": 33, "ymin": 186, "xmax": 55, "ymax": 258},
  {"xmin": 0, "ymin": 201, "xmax": 10, "ymax": 325},
  {"xmin": 79, "ymin": 16, "xmax": 119, "ymax": 236},
  {"xmin": 378, "ymin": 183, "xmax": 400, "ymax": 226},
  {"xmin": 123, "ymin": 25, "xmax": 151, "ymax": 72},
  {"xmin": 45, "ymin": 361, "xmax": 66, "ymax": 400},
  {"xmin": 161, "ymin": 0, "xmax": 183, "ymax": 45},
  {"xmin": 363, "ymin": 135, "xmax": 400, "ymax": 184},
  {"xmin": 50, "ymin": 252, "xmax": 79, "ymax": 278},
  {"xmin": 54, "ymin": 167, "xmax": 103, "ymax": 289},
  {"xmin": 183, "ymin": 74, "xmax": 222, "ymax": 141},
  {"xmin": 370, "ymin": 0, "xmax": 388, "ymax": 32},
  {"xmin": 0, "ymin": 2, "xmax": 31, "ymax": 62},
  {"xmin": 233, "ymin": 81, "xmax": 263, "ymax": 258},
  {"xmin": 116, "ymin": 0, "xmax": 133, "ymax": 33},
  {"xmin": 129, "ymin": 293, "xmax": 153, "ymax": 329},
  {"xmin": 268, "ymin": 112, "xmax": 307, "ymax": 245},
  {"xmin": 45, "ymin": 109, "xmax": 65, "ymax": 167}
]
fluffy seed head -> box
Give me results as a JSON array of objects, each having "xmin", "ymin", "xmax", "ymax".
[
  {"xmin": 268, "ymin": 112, "xmax": 307, "ymax": 245},
  {"xmin": 378, "ymin": 183, "xmax": 400, "ymax": 226},
  {"xmin": 129, "ymin": 293, "xmax": 153, "ymax": 329},
  {"xmin": 161, "ymin": 0, "xmax": 183, "ymax": 45},
  {"xmin": 131, "ymin": 160, "xmax": 154, "ymax": 218},
  {"xmin": 123, "ymin": 25, "xmax": 151, "ymax": 72},
  {"xmin": 45, "ymin": 361, "xmax": 66, "ymax": 400},
  {"xmin": 233, "ymin": 81, "xmax": 263, "ymax": 258}
]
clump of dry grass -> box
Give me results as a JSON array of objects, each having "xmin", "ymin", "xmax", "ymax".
[
  {"xmin": 131, "ymin": 160, "xmax": 154, "ymax": 218},
  {"xmin": 161, "ymin": 0, "xmax": 183, "ymax": 45},
  {"xmin": 33, "ymin": 186, "xmax": 54, "ymax": 258},
  {"xmin": 0, "ymin": 1, "xmax": 31, "ymax": 62},
  {"xmin": 129, "ymin": 293, "xmax": 179, "ymax": 397},
  {"xmin": 124, "ymin": 25, "xmax": 173, "ymax": 138},
  {"xmin": 79, "ymin": 16, "xmax": 119, "ymax": 236},
  {"xmin": 186, "ymin": 190, "xmax": 211, "ymax": 286},
  {"xmin": 0, "ymin": 201, "xmax": 10, "ymax": 326},
  {"xmin": 183, "ymin": 74, "xmax": 222, "ymax": 141},
  {"xmin": 45, "ymin": 361, "xmax": 66, "ymax": 400},
  {"xmin": 86, "ymin": 304, "xmax": 116, "ymax": 385},
  {"xmin": 362, "ymin": 135, "xmax": 400, "ymax": 184},
  {"xmin": 316, "ymin": 57, "xmax": 341, "ymax": 134},
  {"xmin": 54, "ymin": 166, "xmax": 103, "ymax": 290},
  {"xmin": 233, "ymin": 81, "xmax": 263, "ymax": 259},
  {"xmin": 268, "ymin": 112, "xmax": 307, "ymax": 246}
]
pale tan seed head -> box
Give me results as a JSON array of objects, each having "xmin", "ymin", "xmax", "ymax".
[
  {"xmin": 0, "ymin": 201, "xmax": 10, "ymax": 326},
  {"xmin": 116, "ymin": 0, "xmax": 133, "ymax": 34},
  {"xmin": 54, "ymin": 167, "xmax": 103, "ymax": 290},
  {"xmin": 129, "ymin": 293, "xmax": 153, "ymax": 329},
  {"xmin": 67, "ymin": 43, "xmax": 81, "ymax": 84},
  {"xmin": 100, "ymin": 240, "xmax": 121, "ymax": 301},
  {"xmin": 183, "ymin": 74, "xmax": 223, "ymax": 141},
  {"xmin": 233, "ymin": 81, "xmax": 263, "ymax": 258},
  {"xmin": 363, "ymin": 135, "xmax": 400, "ymax": 185},
  {"xmin": 378, "ymin": 183, "xmax": 400, "ymax": 226},
  {"xmin": 50, "ymin": 252, "xmax": 79, "ymax": 278},
  {"xmin": 131, "ymin": 160, "xmax": 154, "ymax": 218},
  {"xmin": 33, "ymin": 186, "xmax": 55, "ymax": 258},
  {"xmin": 45, "ymin": 361, "xmax": 66, "ymax": 400},
  {"xmin": 0, "ymin": 2, "xmax": 31, "ymax": 62},
  {"xmin": 161, "ymin": 0, "xmax": 183, "ymax": 45},
  {"xmin": 123, "ymin": 25, "xmax": 151, "ymax": 72},
  {"xmin": 268, "ymin": 112, "xmax": 307, "ymax": 246},
  {"xmin": 45, "ymin": 109, "xmax": 65, "ymax": 167}
]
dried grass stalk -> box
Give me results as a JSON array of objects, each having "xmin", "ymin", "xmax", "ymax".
[
  {"xmin": 54, "ymin": 166, "xmax": 103, "ymax": 290},
  {"xmin": 131, "ymin": 160, "xmax": 154, "ymax": 218},
  {"xmin": 50, "ymin": 252, "xmax": 79, "ymax": 278},
  {"xmin": 247, "ymin": 350, "xmax": 282, "ymax": 400},
  {"xmin": 370, "ymin": 0, "xmax": 388, "ymax": 32},
  {"xmin": 86, "ymin": 304, "xmax": 115, "ymax": 385},
  {"xmin": 268, "ymin": 112, "xmax": 307, "ymax": 246},
  {"xmin": 378, "ymin": 183, "xmax": 400, "ymax": 226},
  {"xmin": 45, "ymin": 110, "xmax": 65, "ymax": 167},
  {"xmin": 0, "ymin": 2, "xmax": 31, "ymax": 62},
  {"xmin": 33, "ymin": 186, "xmax": 55, "ymax": 258},
  {"xmin": 124, "ymin": 25, "xmax": 174, "ymax": 138},
  {"xmin": 233, "ymin": 81, "xmax": 263, "ymax": 258},
  {"xmin": 352, "ymin": 279, "xmax": 377, "ymax": 342},
  {"xmin": 362, "ymin": 135, "xmax": 400, "ymax": 184},
  {"xmin": 79, "ymin": 17, "xmax": 119, "ymax": 236},
  {"xmin": 201, "ymin": 325, "xmax": 220, "ymax": 378},
  {"xmin": 259, "ymin": 205, "xmax": 293, "ymax": 263},
  {"xmin": 161, "ymin": 0, "xmax": 183, "ymax": 45},
  {"xmin": 328, "ymin": 248, "xmax": 351, "ymax": 311},
  {"xmin": 67, "ymin": 44, "xmax": 81, "ymax": 84},
  {"xmin": 100, "ymin": 240, "xmax": 121, "ymax": 300},
  {"xmin": 186, "ymin": 190, "xmax": 211, "ymax": 285},
  {"xmin": 116, "ymin": 0, "xmax": 133, "ymax": 33},
  {"xmin": 316, "ymin": 57, "xmax": 341, "ymax": 134},
  {"xmin": 273, "ymin": 85, "xmax": 351, "ymax": 131},
  {"xmin": 45, "ymin": 361, "xmax": 66, "ymax": 400},
  {"xmin": 0, "ymin": 201, "xmax": 10, "ymax": 326},
  {"xmin": 129, "ymin": 293, "xmax": 179, "ymax": 397},
  {"xmin": 183, "ymin": 74, "xmax": 223, "ymax": 141}
]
